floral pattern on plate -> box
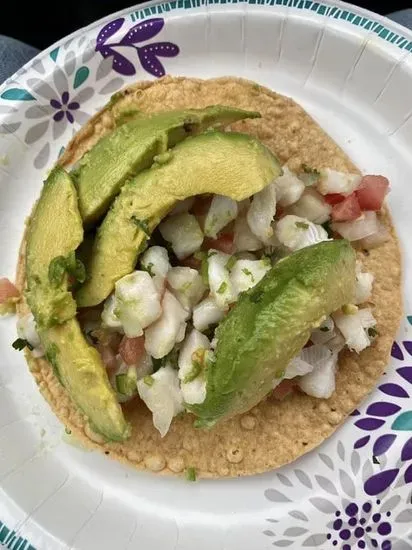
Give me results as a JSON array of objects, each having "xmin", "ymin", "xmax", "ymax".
[{"xmin": 263, "ymin": 324, "xmax": 412, "ymax": 549}]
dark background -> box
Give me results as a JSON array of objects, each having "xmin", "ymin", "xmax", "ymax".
[{"xmin": 0, "ymin": 1, "xmax": 409, "ymax": 50}]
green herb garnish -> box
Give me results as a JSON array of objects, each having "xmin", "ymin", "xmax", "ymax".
[
  {"xmin": 300, "ymin": 165, "xmax": 320, "ymax": 186},
  {"xmin": 319, "ymin": 326, "xmax": 329, "ymax": 332},
  {"xmin": 295, "ymin": 221, "xmax": 309, "ymax": 230},
  {"xmin": 12, "ymin": 338, "xmax": 33, "ymax": 351},
  {"xmin": 144, "ymin": 375, "xmax": 154, "ymax": 387},
  {"xmin": 242, "ymin": 268, "xmax": 255, "ymax": 282},
  {"xmin": 142, "ymin": 262, "xmax": 155, "ymax": 277},
  {"xmin": 48, "ymin": 256, "xmax": 67, "ymax": 286},
  {"xmin": 368, "ymin": 327, "xmax": 378, "ymax": 338},
  {"xmin": 48, "ymin": 253, "xmax": 86, "ymax": 286},
  {"xmin": 225, "ymin": 255, "xmax": 237, "ymax": 272},
  {"xmin": 186, "ymin": 467, "xmax": 197, "ymax": 481},
  {"xmin": 183, "ymin": 360, "xmax": 202, "ymax": 384},
  {"xmin": 131, "ymin": 216, "xmax": 150, "ymax": 236},
  {"xmin": 217, "ymin": 281, "xmax": 228, "ymax": 295}
]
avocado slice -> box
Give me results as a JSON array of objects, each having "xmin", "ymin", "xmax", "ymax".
[
  {"xmin": 73, "ymin": 106, "xmax": 260, "ymax": 226},
  {"xmin": 26, "ymin": 166, "xmax": 83, "ymax": 328},
  {"xmin": 187, "ymin": 240, "xmax": 356, "ymax": 427},
  {"xmin": 42, "ymin": 319, "xmax": 131, "ymax": 441},
  {"xmin": 25, "ymin": 167, "xmax": 130, "ymax": 441},
  {"xmin": 76, "ymin": 130, "xmax": 281, "ymax": 307}
]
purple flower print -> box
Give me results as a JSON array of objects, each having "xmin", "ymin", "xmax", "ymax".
[
  {"xmin": 327, "ymin": 500, "xmax": 393, "ymax": 549},
  {"xmin": 352, "ymin": 338, "xmax": 412, "ymax": 494},
  {"xmin": 50, "ymin": 91, "xmax": 80, "ymax": 124},
  {"xmin": 95, "ymin": 17, "xmax": 179, "ymax": 77}
]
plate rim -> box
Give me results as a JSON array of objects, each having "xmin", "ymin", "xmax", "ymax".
[{"xmin": 2, "ymin": 0, "xmax": 412, "ymax": 101}]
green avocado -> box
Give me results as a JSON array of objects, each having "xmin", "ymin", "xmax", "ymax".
[
  {"xmin": 42, "ymin": 319, "xmax": 131, "ymax": 441},
  {"xmin": 73, "ymin": 106, "xmax": 260, "ymax": 226},
  {"xmin": 76, "ymin": 130, "xmax": 281, "ymax": 307},
  {"xmin": 25, "ymin": 166, "xmax": 83, "ymax": 328},
  {"xmin": 187, "ymin": 240, "xmax": 356, "ymax": 427},
  {"xmin": 25, "ymin": 166, "xmax": 130, "ymax": 441}
]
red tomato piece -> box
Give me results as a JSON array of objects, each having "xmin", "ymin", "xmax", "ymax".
[
  {"xmin": 356, "ymin": 175, "xmax": 389, "ymax": 211},
  {"xmin": 324, "ymin": 193, "xmax": 345, "ymax": 206},
  {"xmin": 273, "ymin": 379, "xmax": 297, "ymax": 400},
  {"xmin": 119, "ymin": 335, "xmax": 146, "ymax": 366},
  {"xmin": 0, "ymin": 278, "xmax": 19, "ymax": 304},
  {"xmin": 203, "ymin": 233, "xmax": 234, "ymax": 254},
  {"xmin": 331, "ymin": 193, "xmax": 361, "ymax": 222}
]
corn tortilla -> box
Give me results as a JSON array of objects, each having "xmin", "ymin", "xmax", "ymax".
[{"xmin": 16, "ymin": 76, "xmax": 402, "ymax": 478}]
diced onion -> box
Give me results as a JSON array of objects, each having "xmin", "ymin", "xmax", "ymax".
[
  {"xmin": 331, "ymin": 211, "xmax": 378, "ymax": 241},
  {"xmin": 317, "ymin": 169, "xmax": 361, "ymax": 195},
  {"xmin": 204, "ymin": 195, "xmax": 238, "ymax": 238},
  {"xmin": 275, "ymin": 166, "xmax": 305, "ymax": 207},
  {"xmin": 159, "ymin": 213, "xmax": 204, "ymax": 259},
  {"xmin": 247, "ymin": 182, "xmax": 277, "ymax": 244},
  {"xmin": 137, "ymin": 365, "xmax": 183, "ymax": 437},
  {"xmin": 288, "ymin": 188, "xmax": 331, "ymax": 224}
]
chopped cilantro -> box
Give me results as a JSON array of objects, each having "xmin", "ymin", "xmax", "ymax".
[
  {"xmin": 295, "ymin": 221, "xmax": 309, "ymax": 230},
  {"xmin": 186, "ymin": 467, "xmax": 197, "ymax": 481},
  {"xmin": 208, "ymin": 250, "xmax": 218, "ymax": 257},
  {"xmin": 131, "ymin": 216, "xmax": 150, "ymax": 236},
  {"xmin": 225, "ymin": 255, "xmax": 237, "ymax": 272},
  {"xmin": 242, "ymin": 267, "xmax": 255, "ymax": 282},
  {"xmin": 12, "ymin": 338, "xmax": 33, "ymax": 351},
  {"xmin": 144, "ymin": 375, "xmax": 154, "ymax": 386},
  {"xmin": 70, "ymin": 258, "xmax": 86, "ymax": 284},
  {"xmin": 368, "ymin": 327, "xmax": 378, "ymax": 338},
  {"xmin": 183, "ymin": 360, "xmax": 202, "ymax": 383},
  {"xmin": 48, "ymin": 256, "xmax": 67, "ymax": 286},
  {"xmin": 217, "ymin": 281, "xmax": 228, "ymax": 295},
  {"xmin": 300, "ymin": 165, "xmax": 320, "ymax": 186},
  {"xmin": 65, "ymin": 427, "xmax": 72, "ymax": 435},
  {"xmin": 48, "ymin": 253, "xmax": 86, "ymax": 286},
  {"xmin": 142, "ymin": 262, "xmax": 155, "ymax": 277},
  {"xmin": 319, "ymin": 326, "xmax": 329, "ymax": 332}
]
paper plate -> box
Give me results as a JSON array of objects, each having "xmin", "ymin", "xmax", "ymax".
[{"xmin": 1, "ymin": 0, "xmax": 412, "ymax": 548}]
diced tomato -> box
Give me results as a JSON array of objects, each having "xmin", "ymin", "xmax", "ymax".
[
  {"xmin": 203, "ymin": 233, "xmax": 234, "ymax": 254},
  {"xmin": 180, "ymin": 255, "xmax": 202, "ymax": 270},
  {"xmin": 191, "ymin": 195, "xmax": 212, "ymax": 217},
  {"xmin": 324, "ymin": 193, "xmax": 345, "ymax": 206},
  {"xmin": 0, "ymin": 278, "xmax": 19, "ymax": 304},
  {"xmin": 119, "ymin": 335, "xmax": 145, "ymax": 365},
  {"xmin": 356, "ymin": 175, "xmax": 389, "ymax": 211},
  {"xmin": 273, "ymin": 379, "xmax": 297, "ymax": 400},
  {"xmin": 331, "ymin": 193, "xmax": 361, "ymax": 222}
]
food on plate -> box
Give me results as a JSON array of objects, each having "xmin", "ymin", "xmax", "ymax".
[{"xmin": 5, "ymin": 76, "xmax": 401, "ymax": 478}]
